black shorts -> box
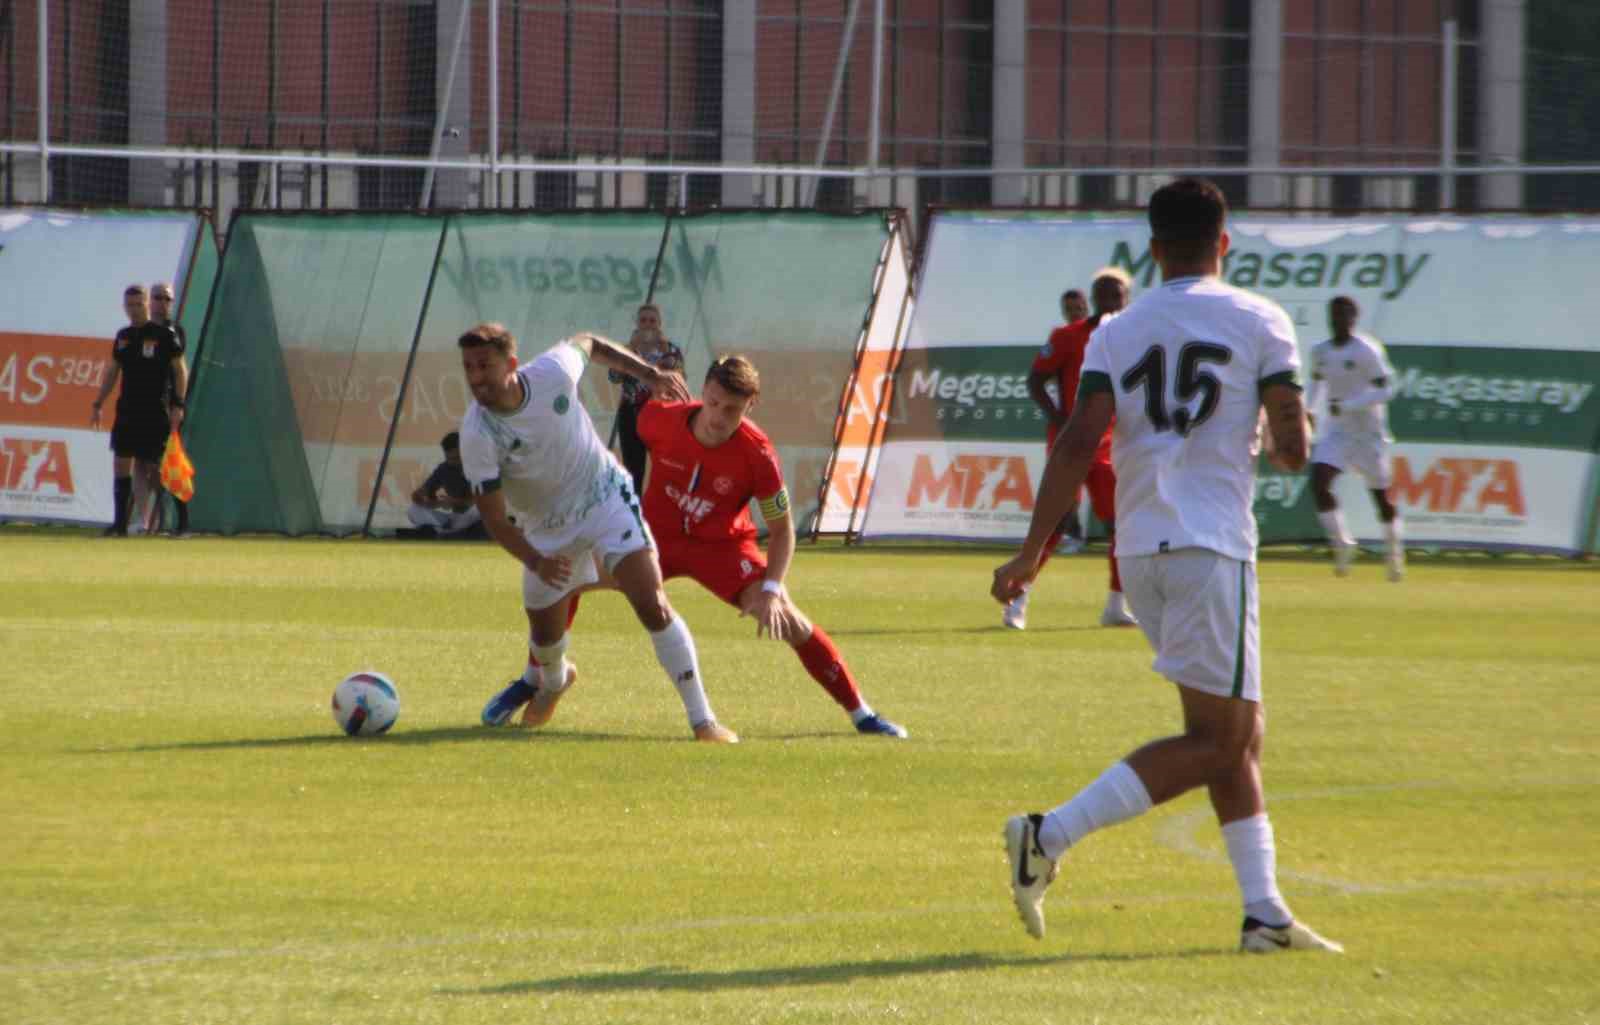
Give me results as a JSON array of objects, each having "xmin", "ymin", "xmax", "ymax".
[{"xmin": 110, "ymin": 411, "xmax": 169, "ymax": 462}]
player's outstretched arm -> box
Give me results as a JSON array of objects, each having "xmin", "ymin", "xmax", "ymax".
[
  {"xmin": 1262, "ymin": 383, "xmax": 1309, "ymax": 473},
  {"xmin": 992, "ymin": 391, "xmax": 1112, "ymax": 602},
  {"xmin": 571, "ymin": 332, "xmax": 690, "ymax": 402},
  {"xmin": 740, "ymin": 504, "xmax": 808, "ymax": 643}
]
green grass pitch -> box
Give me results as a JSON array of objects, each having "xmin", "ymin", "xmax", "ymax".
[{"xmin": 2, "ymin": 529, "xmax": 1596, "ymax": 1024}]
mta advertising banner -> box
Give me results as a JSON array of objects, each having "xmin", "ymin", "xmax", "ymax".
[
  {"xmin": 860, "ymin": 213, "xmax": 1600, "ymax": 554},
  {"xmin": 1, "ymin": 210, "xmax": 205, "ymax": 526}
]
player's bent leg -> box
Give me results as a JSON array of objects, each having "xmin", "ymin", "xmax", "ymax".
[
  {"xmin": 1372, "ymin": 487, "xmax": 1405, "ymax": 582},
  {"xmin": 483, "ymin": 599, "xmax": 574, "ymax": 726},
  {"xmin": 1311, "ymin": 461, "xmax": 1356, "ymax": 575},
  {"xmin": 612, "ymin": 548, "xmax": 735, "ymax": 742},
  {"xmin": 772, "ymin": 606, "xmax": 907, "ymax": 739}
]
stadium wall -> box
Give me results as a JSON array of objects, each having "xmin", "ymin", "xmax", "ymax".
[
  {"xmin": 0, "ymin": 207, "xmax": 215, "ymax": 527},
  {"xmin": 857, "ymin": 211, "xmax": 1600, "ymax": 557}
]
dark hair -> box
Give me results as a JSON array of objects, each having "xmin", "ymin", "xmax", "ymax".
[
  {"xmin": 705, "ymin": 354, "xmax": 760, "ymax": 398},
  {"xmin": 1329, "ymin": 294, "xmax": 1360, "ymax": 315},
  {"xmin": 458, "ymin": 321, "xmax": 515, "ymax": 357},
  {"xmin": 441, "ymin": 431, "xmax": 461, "ymax": 452},
  {"xmin": 1061, "ymin": 288, "xmax": 1085, "ymax": 302},
  {"xmin": 1149, "ymin": 177, "xmax": 1227, "ymax": 245},
  {"xmin": 124, "ymin": 284, "xmax": 147, "ymax": 298}
]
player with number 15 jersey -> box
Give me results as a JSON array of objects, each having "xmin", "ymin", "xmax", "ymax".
[{"xmin": 1080, "ymin": 277, "xmax": 1300, "ymax": 564}]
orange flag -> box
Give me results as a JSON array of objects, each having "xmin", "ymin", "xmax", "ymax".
[{"xmin": 160, "ymin": 428, "xmax": 196, "ymax": 503}]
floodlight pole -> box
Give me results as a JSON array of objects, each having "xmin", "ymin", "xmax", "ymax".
[
  {"xmin": 1441, "ymin": 18, "xmax": 1458, "ymax": 211},
  {"xmin": 488, "ymin": 0, "xmax": 500, "ymax": 207},
  {"xmin": 420, "ymin": 0, "xmax": 472, "ymax": 210},
  {"xmin": 806, "ymin": 0, "xmax": 862, "ymax": 207},
  {"xmin": 867, "ymin": 0, "xmax": 884, "ymax": 199},
  {"xmin": 37, "ymin": 0, "xmax": 49, "ymax": 201}
]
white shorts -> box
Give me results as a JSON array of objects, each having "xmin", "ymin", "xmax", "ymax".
[
  {"xmin": 1312, "ymin": 429, "xmax": 1392, "ymax": 489},
  {"xmin": 1118, "ymin": 548, "xmax": 1261, "ymax": 701},
  {"xmin": 520, "ymin": 484, "xmax": 654, "ymax": 610}
]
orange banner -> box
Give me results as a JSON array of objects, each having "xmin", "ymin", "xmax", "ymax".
[{"xmin": 0, "ymin": 332, "xmax": 120, "ymax": 431}]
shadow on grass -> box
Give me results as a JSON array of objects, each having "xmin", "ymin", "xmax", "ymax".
[
  {"xmin": 443, "ymin": 948, "xmax": 1226, "ymax": 996},
  {"xmin": 81, "ymin": 725, "xmax": 643, "ymax": 754}
]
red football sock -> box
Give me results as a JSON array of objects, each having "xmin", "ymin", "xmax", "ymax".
[
  {"xmin": 794, "ymin": 626, "xmax": 863, "ymax": 712},
  {"xmin": 1108, "ymin": 535, "xmax": 1122, "ymax": 592}
]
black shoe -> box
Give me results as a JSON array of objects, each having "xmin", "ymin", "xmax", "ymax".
[{"xmin": 100, "ymin": 525, "xmax": 128, "ymax": 538}]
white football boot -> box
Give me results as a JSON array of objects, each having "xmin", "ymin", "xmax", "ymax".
[
  {"xmin": 1099, "ymin": 590, "xmax": 1139, "ymax": 627},
  {"xmin": 1004, "ymin": 814, "xmax": 1059, "ymax": 939},
  {"xmin": 1240, "ymin": 916, "xmax": 1345, "ymax": 954}
]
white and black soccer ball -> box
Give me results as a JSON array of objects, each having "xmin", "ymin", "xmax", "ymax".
[{"xmin": 331, "ymin": 671, "xmax": 400, "ymax": 736}]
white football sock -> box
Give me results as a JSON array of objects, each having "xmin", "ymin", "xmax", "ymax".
[
  {"xmin": 1317, "ymin": 509, "xmax": 1353, "ymax": 547},
  {"xmin": 1384, "ymin": 516, "xmax": 1403, "ymax": 550},
  {"xmin": 1038, "ymin": 760, "xmax": 1153, "ymax": 859},
  {"xmin": 1222, "ymin": 813, "xmax": 1291, "ymax": 924},
  {"xmin": 650, "ymin": 616, "xmax": 715, "ymax": 728},
  {"xmin": 530, "ymin": 634, "xmax": 570, "ymax": 691},
  {"xmin": 849, "ymin": 705, "xmax": 877, "ymax": 725}
]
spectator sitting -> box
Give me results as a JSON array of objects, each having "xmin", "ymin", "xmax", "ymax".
[{"xmin": 399, "ymin": 432, "xmax": 483, "ymax": 539}]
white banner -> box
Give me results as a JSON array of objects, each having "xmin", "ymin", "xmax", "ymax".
[
  {"xmin": 860, "ymin": 212, "xmax": 1600, "ymax": 552},
  {"xmin": 1345, "ymin": 443, "xmax": 1597, "ymax": 554},
  {"xmin": 0, "ymin": 425, "xmax": 114, "ymax": 524},
  {"xmin": 914, "ymin": 213, "xmax": 1600, "ymax": 353},
  {"xmin": 861, "ymin": 440, "xmax": 1043, "ymax": 542},
  {"xmin": 0, "ymin": 210, "xmax": 201, "ymax": 526}
]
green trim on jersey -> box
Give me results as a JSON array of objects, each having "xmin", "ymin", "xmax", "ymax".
[
  {"xmin": 1231, "ymin": 562, "xmax": 1249, "ymax": 699},
  {"xmin": 1258, "ymin": 369, "xmax": 1301, "ymax": 393},
  {"xmin": 1077, "ymin": 370, "xmax": 1114, "ymax": 403}
]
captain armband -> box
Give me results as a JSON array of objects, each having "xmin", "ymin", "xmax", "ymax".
[{"xmin": 759, "ymin": 487, "xmax": 790, "ymax": 522}]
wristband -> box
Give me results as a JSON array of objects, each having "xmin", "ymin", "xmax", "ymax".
[{"xmin": 761, "ymin": 580, "xmax": 783, "ymax": 596}]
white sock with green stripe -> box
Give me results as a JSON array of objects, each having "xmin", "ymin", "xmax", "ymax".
[
  {"xmin": 649, "ymin": 616, "xmax": 714, "ymax": 728},
  {"xmin": 1037, "ymin": 761, "xmax": 1153, "ymax": 859},
  {"xmin": 1223, "ymin": 813, "xmax": 1292, "ymax": 926}
]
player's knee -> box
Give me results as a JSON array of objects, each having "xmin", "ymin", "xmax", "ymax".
[{"xmin": 629, "ymin": 590, "xmax": 673, "ymax": 631}]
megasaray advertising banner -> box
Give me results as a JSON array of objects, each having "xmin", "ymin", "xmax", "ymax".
[{"xmin": 859, "ymin": 213, "xmax": 1600, "ymax": 554}]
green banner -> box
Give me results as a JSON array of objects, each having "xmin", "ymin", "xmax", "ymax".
[
  {"xmin": 1388, "ymin": 346, "xmax": 1600, "ymax": 450},
  {"xmin": 890, "ymin": 345, "xmax": 1049, "ymax": 442}
]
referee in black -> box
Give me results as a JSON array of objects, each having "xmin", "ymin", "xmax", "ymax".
[
  {"xmin": 89, "ymin": 284, "xmax": 186, "ymax": 536},
  {"xmin": 149, "ymin": 281, "xmax": 193, "ymax": 536}
]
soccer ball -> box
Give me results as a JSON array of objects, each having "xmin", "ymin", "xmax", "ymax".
[{"xmin": 331, "ymin": 671, "xmax": 400, "ymax": 736}]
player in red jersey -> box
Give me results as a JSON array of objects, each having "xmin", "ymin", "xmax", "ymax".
[
  {"xmin": 1013, "ymin": 267, "xmax": 1137, "ymax": 630},
  {"xmin": 635, "ymin": 355, "xmax": 907, "ymax": 738}
]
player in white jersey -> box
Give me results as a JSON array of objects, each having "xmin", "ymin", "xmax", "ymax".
[
  {"xmin": 1307, "ymin": 296, "xmax": 1404, "ymax": 580},
  {"xmin": 456, "ymin": 322, "xmax": 738, "ymax": 743},
  {"xmin": 992, "ymin": 178, "xmax": 1342, "ymax": 955}
]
